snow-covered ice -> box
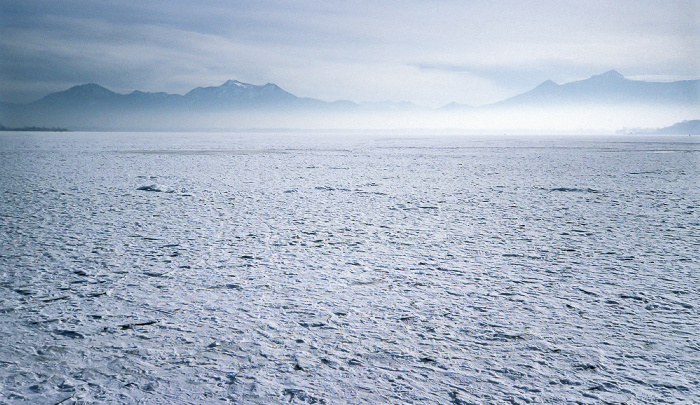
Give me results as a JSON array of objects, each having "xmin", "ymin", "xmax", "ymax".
[{"xmin": 0, "ymin": 131, "xmax": 698, "ymax": 404}]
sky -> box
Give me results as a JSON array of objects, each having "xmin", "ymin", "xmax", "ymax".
[{"xmin": 1, "ymin": 0, "xmax": 698, "ymax": 107}]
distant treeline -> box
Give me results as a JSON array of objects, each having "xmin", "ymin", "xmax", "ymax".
[{"xmin": 0, "ymin": 123, "xmax": 68, "ymax": 132}]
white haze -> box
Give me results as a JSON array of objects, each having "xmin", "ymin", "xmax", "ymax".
[{"xmin": 91, "ymin": 106, "xmax": 697, "ymax": 133}]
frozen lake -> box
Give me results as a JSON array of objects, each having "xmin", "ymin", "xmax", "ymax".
[{"xmin": 0, "ymin": 131, "xmax": 698, "ymax": 404}]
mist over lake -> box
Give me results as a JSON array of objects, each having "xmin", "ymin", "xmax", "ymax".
[{"xmin": 1, "ymin": 131, "xmax": 698, "ymax": 404}]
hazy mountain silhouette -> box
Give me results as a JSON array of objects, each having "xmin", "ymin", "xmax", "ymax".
[
  {"xmin": 28, "ymin": 81, "xmax": 323, "ymax": 111},
  {"xmin": 441, "ymin": 71, "xmax": 699, "ymax": 110},
  {"xmin": 0, "ymin": 80, "xmax": 357, "ymax": 129},
  {"xmin": 0, "ymin": 79, "xmax": 429, "ymax": 129},
  {"xmin": 1, "ymin": 71, "xmax": 697, "ymax": 130},
  {"xmin": 650, "ymin": 119, "xmax": 700, "ymax": 134},
  {"xmin": 490, "ymin": 70, "xmax": 699, "ymax": 107}
]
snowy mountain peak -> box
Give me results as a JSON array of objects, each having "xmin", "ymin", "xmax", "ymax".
[
  {"xmin": 222, "ymin": 80, "xmax": 250, "ymax": 88},
  {"xmin": 178, "ymin": 79, "xmax": 299, "ymax": 107}
]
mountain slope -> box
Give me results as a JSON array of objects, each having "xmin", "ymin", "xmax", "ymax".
[
  {"xmin": 654, "ymin": 119, "xmax": 700, "ymax": 134},
  {"xmin": 490, "ymin": 70, "xmax": 699, "ymax": 107},
  {"xmin": 35, "ymin": 83, "xmax": 121, "ymax": 105}
]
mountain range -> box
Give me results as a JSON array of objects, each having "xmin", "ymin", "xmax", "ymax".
[
  {"xmin": 620, "ymin": 119, "xmax": 700, "ymax": 135},
  {"xmin": 1, "ymin": 70, "xmax": 697, "ymax": 130},
  {"xmin": 443, "ymin": 70, "xmax": 699, "ymax": 110}
]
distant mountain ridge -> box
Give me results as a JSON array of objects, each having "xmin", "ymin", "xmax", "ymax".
[
  {"xmin": 490, "ymin": 70, "xmax": 698, "ymax": 107},
  {"xmin": 657, "ymin": 119, "xmax": 700, "ymax": 134},
  {"xmin": 444, "ymin": 70, "xmax": 699, "ymax": 110},
  {"xmin": 29, "ymin": 80, "xmax": 317, "ymax": 110},
  {"xmin": 1, "ymin": 70, "xmax": 698, "ymax": 130},
  {"xmin": 623, "ymin": 119, "xmax": 700, "ymax": 135}
]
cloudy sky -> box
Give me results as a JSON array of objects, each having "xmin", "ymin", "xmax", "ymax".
[{"xmin": 1, "ymin": 0, "xmax": 698, "ymax": 107}]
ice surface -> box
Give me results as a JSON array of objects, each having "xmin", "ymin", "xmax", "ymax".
[{"xmin": 0, "ymin": 131, "xmax": 698, "ymax": 404}]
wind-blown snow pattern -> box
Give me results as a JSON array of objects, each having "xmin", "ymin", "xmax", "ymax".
[{"xmin": 0, "ymin": 132, "xmax": 698, "ymax": 404}]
